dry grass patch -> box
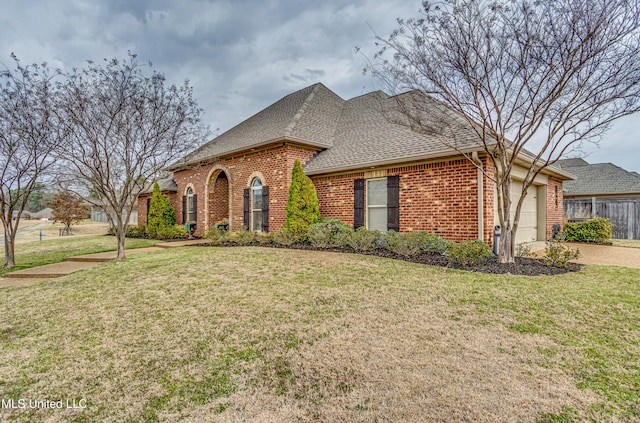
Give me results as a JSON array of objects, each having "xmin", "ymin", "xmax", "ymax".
[{"xmin": 0, "ymin": 247, "xmax": 638, "ymax": 422}]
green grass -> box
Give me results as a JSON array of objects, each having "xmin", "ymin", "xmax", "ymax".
[
  {"xmin": 0, "ymin": 235, "xmax": 159, "ymax": 276},
  {"xmin": 0, "ymin": 246, "xmax": 638, "ymax": 421}
]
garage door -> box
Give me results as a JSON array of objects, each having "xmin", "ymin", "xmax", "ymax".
[{"xmin": 510, "ymin": 180, "xmax": 538, "ymax": 244}]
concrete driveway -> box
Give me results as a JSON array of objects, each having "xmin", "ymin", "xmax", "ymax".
[{"xmin": 567, "ymin": 243, "xmax": 640, "ymax": 269}]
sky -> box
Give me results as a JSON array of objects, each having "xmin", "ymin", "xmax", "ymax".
[{"xmin": 0, "ymin": 0, "xmax": 638, "ymax": 172}]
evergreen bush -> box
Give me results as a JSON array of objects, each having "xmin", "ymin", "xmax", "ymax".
[
  {"xmin": 564, "ymin": 218, "xmax": 613, "ymax": 243},
  {"xmin": 153, "ymin": 225, "xmax": 188, "ymax": 240},
  {"xmin": 449, "ymin": 240, "xmax": 493, "ymax": 265},
  {"xmin": 348, "ymin": 227, "xmax": 380, "ymax": 252},
  {"xmin": 285, "ymin": 159, "xmax": 320, "ymax": 240},
  {"xmin": 307, "ymin": 218, "xmax": 353, "ymax": 248},
  {"xmin": 147, "ymin": 182, "xmax": 177, "ymax": 238}
]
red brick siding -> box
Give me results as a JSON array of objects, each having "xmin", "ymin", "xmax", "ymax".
[
  {"xmin": 312, "ymin": 172, "xmax": 364, "ymax": 227},
  {"xmin": 168, "ymin": 143, "xmax": 317, "ymax": 235},
  {"xmin": 312, "ymin": 158, "xmax": 487, "ymax": 243},
  {"xmin": 545, "ymin": 177, "xmax": 564, "ymax": 239}
]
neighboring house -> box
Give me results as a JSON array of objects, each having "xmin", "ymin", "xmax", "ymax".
[
  {"xmin": 31, "ymin": 208, "xmax": 53, "ymax": 220},
  {"xmin": 91, "ymin": 204, "xmax": 138, "ymax": 225},
  {"xmin": 139, "ymin": 83, "xmax": 570, "ymax": 246},
  {"xmin": 558, "ymin": 158, "xmax": 640, "ymax": 239}
]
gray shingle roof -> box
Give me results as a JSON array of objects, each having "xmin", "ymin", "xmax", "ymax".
[
  {"xmin": 171, "ymin": 84, "xmax": 343, "ymax": 169},
  {"xmin": 304, "ymin": 90, "xmax": 487, "ymax": 174},
  {"xmin": 558, "ymin": 160, "xmax": 640, "ymax": 195},
  {"xmin": 170, "ymin": 84, "xmax": 501, "ymax": 173},
  {"xmin": 140, "ymin": 176, "xmax": 178, "ymax": 194}
]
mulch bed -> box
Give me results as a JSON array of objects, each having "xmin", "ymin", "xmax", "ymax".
[{"xmin": 194, "ymin": 241, "xmax": 582, "ymax": 276}]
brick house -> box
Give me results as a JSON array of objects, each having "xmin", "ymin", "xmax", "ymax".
[{"xmin": 138, "ymin": 83, "xmax": 570, "ymax": 246}]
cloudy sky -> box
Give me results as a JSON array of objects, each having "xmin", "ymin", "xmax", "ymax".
[{"xmin": 1, "ymin": 0, "xmax": 638, "ymax": 172}]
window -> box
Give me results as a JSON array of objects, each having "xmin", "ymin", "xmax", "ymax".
[
  {"xmin": 367, "ymin": 178, "xmax": 387, "ymax": 231},
  {"xmin": 251, "ymin": 178, "xmax": 262, "ymax": 232},
  {"xmin": 187, "ymin": 187, "xmax": 196, "ymax": 221}
]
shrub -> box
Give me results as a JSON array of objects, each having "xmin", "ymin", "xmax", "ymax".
[
  {"xmin": 449, "ymin": 240, "xmax": 493, "ymax": 265},
  {"xmin": 153, "ymin": 225, "xmax": 188, "ymax": 240},
  {"xmin": 391, "ymin": 232, "xmax": 424, "ymax": 256},
  {"xmin": 255, "ymin": 232, "xmax": 274, "ymax": 245},
  {"xmin": 204, "ymin": 228, "xmax": 228, "ymax": 245},
  {"xmin": 272, "ymin": 228, "xmax": 298, "ymax": 246},
  {"xmin": 389, "ymin": 231, "xmax": 452, "ymax": 256},
  {"xmin": 373, "ymin": 230, "xmax": 400, "ymax": 250},
  {"xmin": 226, "ymin": 230, "xmax": 256, "ymax": 245},
  {"xmin": 285, "ymin": 159, "xmax": 321, "ymax": 240},
  {"xmin": 147, "ymin": 182, "xmax": 177, "ymax": 237},
  {"xmin": 126, "ymin": 225, "xmax": 147, "ymax": 238},
  {"xmin": 307, "ymin": 218, "xmax": 353, "ymax": 248},
  {"xmin": 542, "ymin": 235, "xmax": 581, "ymax": 268},
  {"xmin": 348, "ymin": 227, "xmax": 380, "ymax": 252},
  {"xmin": 564, "ymin": 218, "xmax": 613, "ymax": 243}
]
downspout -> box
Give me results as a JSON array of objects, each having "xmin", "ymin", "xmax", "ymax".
[{"xmin": 472, "ymin": 152, "xmax": 484, "ymax": 242}]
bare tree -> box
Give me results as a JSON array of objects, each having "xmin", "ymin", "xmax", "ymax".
[
  {"xmin": 0, "ymin": 56, "xmax": 61, "ymax": 268},
  {"xmin": 55, "ymin": 54, "xmax": 207, "ymax": 261},
  {"xmin": 367, "ymin": 0, "xmax": 640, "ymax": 263}
]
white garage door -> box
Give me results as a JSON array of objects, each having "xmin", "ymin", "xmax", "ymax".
[{"xmin": 510, "ymin": 181, "xmax": 538, "ymax": 244}]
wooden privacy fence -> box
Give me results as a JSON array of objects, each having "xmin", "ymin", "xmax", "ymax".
[{"xmin": 564, "ymin": 198, "xmax": 640, "ymax": 240}]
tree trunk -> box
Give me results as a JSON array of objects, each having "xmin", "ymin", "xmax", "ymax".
[
  {"xmin": 3, "ymin": 221, "xmax": 16, "ymax": 268},
  {"xmin": 498, "ymin": 227, "xmax": 516, "ymax": 263},
  {"xmin": 116, "ymin": 221, "xmax": 127, "ymax": 262}
]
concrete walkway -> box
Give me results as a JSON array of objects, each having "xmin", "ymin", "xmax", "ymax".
[
  {"xmin": 0, "ymin": 239, "xmax": 205, "ymax": 288},
  {"xmin": 566, "ymin": 242, "xmax": 640, "ymax": 269}
]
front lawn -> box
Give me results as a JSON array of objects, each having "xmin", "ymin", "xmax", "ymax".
[
  {"xmin": 0, "ymin": 236, "xmax": 159, "ymax": 276},
  {"xmin": 0, "ymin": 247, "xmax": 638, "ymax": 422}
]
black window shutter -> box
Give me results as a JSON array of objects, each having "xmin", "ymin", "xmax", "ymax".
[
  {"xmin": 262, "ymin": 186, "xmax": 269, "ymax": 233},
  {"xmin": 354, "ymin": 179, "xmax": 365, "ymax": 229},
  {"xmin": 243, "ymin": 188, "xmax": 250, "ymax": 228},
  {"xmin": 182, "ymin": 195, "xmax": 187, "ymax": 224},
  {"xmin": 387, "ymin": 175, "xmax": 400, "ymax": 232},
  {"xmin": 146, "ymin": 198, "xmax": 151, "ymax": 221},
  {"xmin": 192, "ymin": 194, "xmax": 197, "ymax": 223}
]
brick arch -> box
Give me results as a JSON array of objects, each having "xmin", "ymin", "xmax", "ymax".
[
  {"xmin": 205, "ymin": 165, "xmax": 232, "ymax": 231},
  {"xmin": 246, "ymin": 171, "xmax": 267, "ymax": 188}
]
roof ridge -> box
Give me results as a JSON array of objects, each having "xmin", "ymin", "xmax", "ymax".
[{"xmin": 283, "ymin": 84, "xmax": 321, "ymax": 136}]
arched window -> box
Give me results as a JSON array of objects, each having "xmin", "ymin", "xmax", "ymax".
[
  {"xmin": 251, "ymin": 178, "xmax": 263, "ymax": 231},
  {"xmin": 186, "ymin": 187, "xmax": 196, "ymax": 222}
]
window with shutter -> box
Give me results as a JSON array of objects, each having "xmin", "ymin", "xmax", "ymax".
[
  {"xmin": 387, "ymin": 175, "xmax": 400, "ymax": 231},
  {"xmin": 354, "ymin": 179, "xmax": 364, "ymax": 229},
  {"xmin": 243, "ymin": 189, "xmax": 250, "ymax": 228},
  {"xmin": 182, "ymin": 195, "xmax": 187, "ymax": 224},
  {"xmin": 262, "ymin": 186, "xmax": 269, "ymax": 233}
]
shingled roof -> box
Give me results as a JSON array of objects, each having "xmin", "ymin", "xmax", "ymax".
[
  {"xmin": 303, "ymin": 89, "xmax": 487, "ymax": 174},
  {"xmin": 171, "ymin": 84, "xmax": 344, "ymax": 169},
  {"xmin": 170, "ymin": 83, "xmax": 506, "ymax": 173},
  {"xmin": 557, "ymin": 159, "xmax": 640, "ymax": 196}
]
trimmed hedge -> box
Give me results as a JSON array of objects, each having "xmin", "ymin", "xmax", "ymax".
[
  {"xmin": 449, "ymin": 240, "xmax": 493, "ymax": 265},
  {"xmin": 308, "ymin": 218, "xmax": 353, "ymax": 248},
  {"xmin": 564, "ymin": 218, "xmax": 613, "ymax": 243}
]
